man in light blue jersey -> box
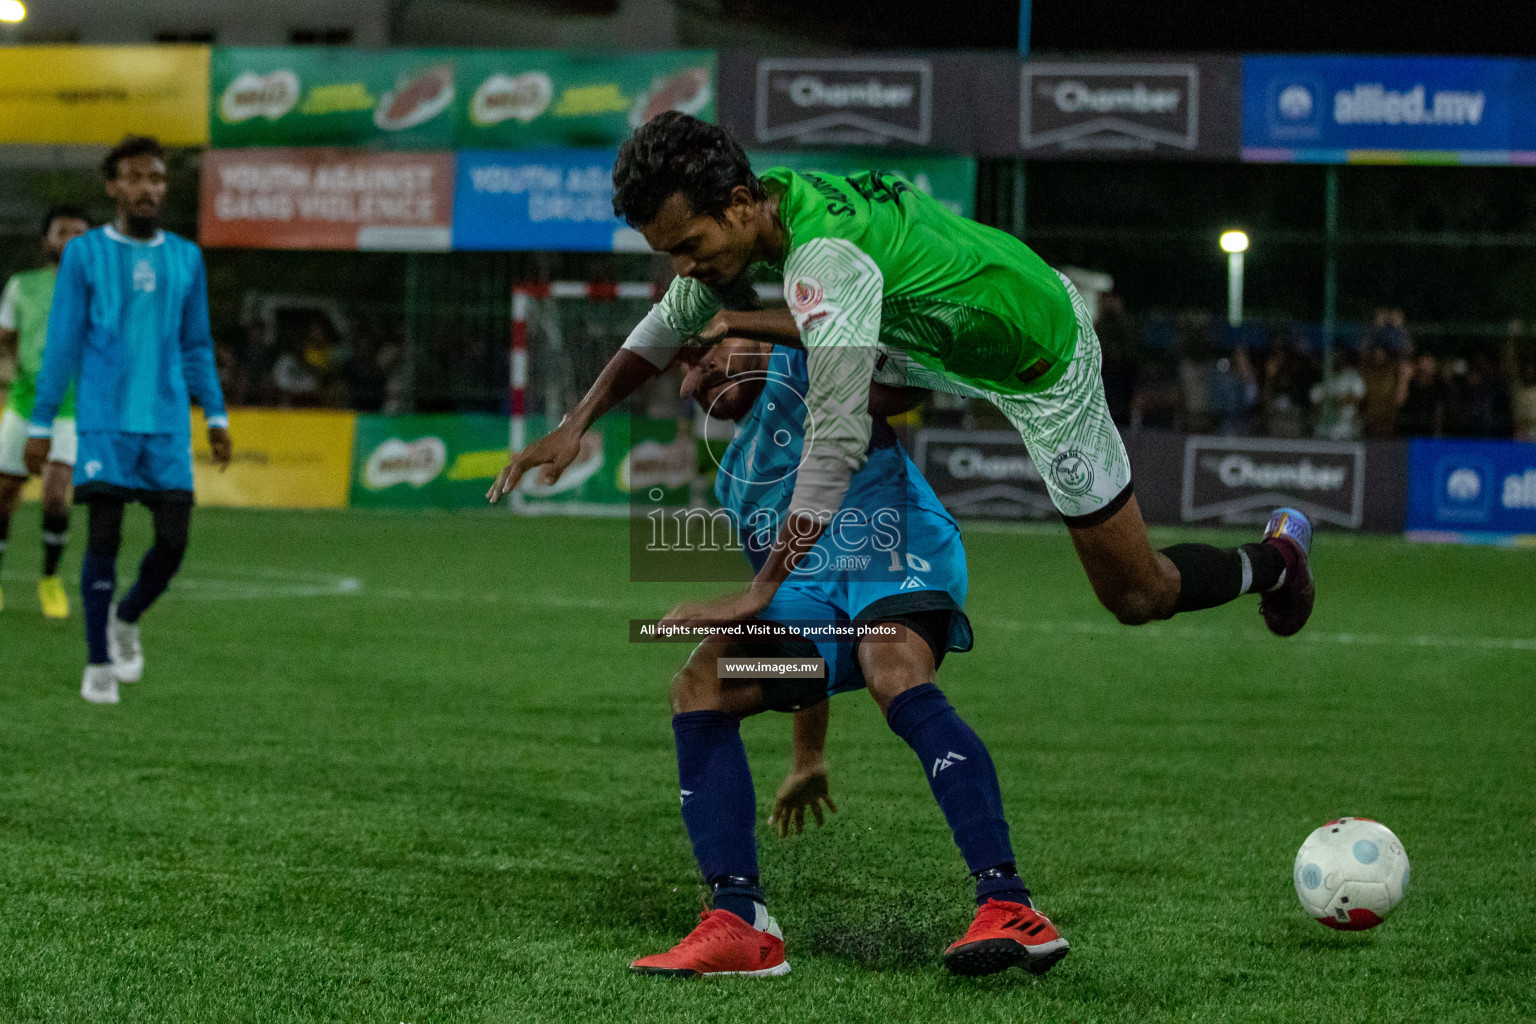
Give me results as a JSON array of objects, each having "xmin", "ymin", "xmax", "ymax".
[
  {"xmin": 24, "ymin": 136, "xmax": 232, "ymax": 705},
  {"xmin": 628, "ymin": 339, "xmax": 1069, "ymax": 980}
]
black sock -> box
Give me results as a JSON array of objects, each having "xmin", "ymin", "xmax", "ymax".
[
  {"xmin": 0, "ymin": 513, "xmax": 9, "ymax": 574},
  {"xmin": 1240, "ymin": 542, "xmax": 1286, "ymax": 594},
  {"xmin": 1162, "ymin": 542, "xmax": 1287, "ymax": 614},
  {"xmin": 42, "ymin": 510, "xmax": 69, "ymax": 577}
]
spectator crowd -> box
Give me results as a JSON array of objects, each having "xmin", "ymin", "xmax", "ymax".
[
  {"xmin": 1096, "ymin": 301, "xmax": 1536, "ymax": 442},
  {"xmin": 204, "ymin": 291, "xmax": 1536, "ymax": 444}
]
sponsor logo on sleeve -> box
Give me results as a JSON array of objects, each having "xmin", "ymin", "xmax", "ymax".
[
  {"xmin": 1049, "ymin": 448, "xmax": 1095, "ymax": 497},
  {"xmin": 789, "ymin": 276, "xmax": 824, "ymax": 315}
]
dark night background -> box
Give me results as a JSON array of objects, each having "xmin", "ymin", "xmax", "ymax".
[{"xmin": 711, "ymin": 0, "xmax": 1536, "ymax": 54}]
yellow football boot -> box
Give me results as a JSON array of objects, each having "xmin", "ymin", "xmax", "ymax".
[{"xmin": 39, "ymin": 575, "xmax": 70, "ymax": 619}]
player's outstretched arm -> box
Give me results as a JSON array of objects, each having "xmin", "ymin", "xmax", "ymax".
[
  {"xmin": 770, "ymin": 700, "xmax": 837, "ymax": 838},
  {"xmin": 486, "ymin": 347, "xmax": 662, "ymax": 502},
  {"xmin": 488, "ymin": 274, "xmax": 725, "ymax": 502}
]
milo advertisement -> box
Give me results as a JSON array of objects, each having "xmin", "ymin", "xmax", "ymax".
[
  {"xmin": 458, "ymin": 50, "xmax": 715, "ymax": 148},
  {"xmin": 747, "ymin": 150, "xmax": 977, "ymax": 218},
  {"xmin": 212, "ymin": 48, "xmax": 460, "ymax": 149},
  {"xmin": 351, "ymin": 413, "xmax": 694, "ymax": 511}
]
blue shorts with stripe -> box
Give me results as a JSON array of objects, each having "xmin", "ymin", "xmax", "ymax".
[
  {"xmin": 726, "ymin": 505, "xmax": 973, "ymax": 711},
  {"xmin": 74, "ymin": 431, "xmax": 194, "ymax": 500}
]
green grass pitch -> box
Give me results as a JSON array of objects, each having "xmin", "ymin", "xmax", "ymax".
[{"xmin": 1, "ymin": 508, "xmax": 1533, "ymax": 1023}]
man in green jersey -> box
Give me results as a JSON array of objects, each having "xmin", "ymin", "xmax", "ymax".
[
  {"xmin": 486, "ymin": 112, "xmax": 1319, "ymax": 976},
  {"xmin": 0, "ymin": 205, "xmax": 91, "ymax": 618},
  {"xmin": 490, "ymin": 113, "xmax": 1314, "ymax": 640}
]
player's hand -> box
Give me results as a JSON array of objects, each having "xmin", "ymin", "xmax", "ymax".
[
  {"xmin": 659, "ymin": 588, "xmax": 767, "ymax": 631},
  {"xmin": 486, "ymin": 423, "xmax": 582, "ymax": 503},
  {"xmin": 769, "ymin": 764, "xmax": 837, "ymax": 837},
  {"xmin": 696, "ymin": 311, "xmax": 734, "ymax": 345},
  {"xmin": 22, "ymin": 437, "xmax": 50, "ymax": 476},
  {"xmin": 208, "ymin": 426, "xmax": 233, "ymax": 472}
]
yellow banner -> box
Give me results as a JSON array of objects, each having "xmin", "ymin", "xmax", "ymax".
[
  {"xmin": 192, "ymin": 409, "xmax": 356, "ymax": 509},
  {"xmin": 0, "ymin": 46, "xmax": 210, "ymax": 145}
]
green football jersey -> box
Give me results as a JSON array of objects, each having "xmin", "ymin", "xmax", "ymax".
[
  {"xmin": 647, "ymin": 166, "xmax": 1080, "ymax": 515},
  {"xmin": 0, "ymin": 267, "xmax": 74, "ymax": 420}
]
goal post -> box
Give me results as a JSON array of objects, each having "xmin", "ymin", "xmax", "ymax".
[{"xmin": 506, "ymin": 280, "xmax": 784, "ymax": 516}]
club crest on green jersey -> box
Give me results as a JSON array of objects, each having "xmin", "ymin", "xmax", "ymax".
[{"xmin": 1050, "ymin": 449, "xmax": 1094, "ymax": 497}]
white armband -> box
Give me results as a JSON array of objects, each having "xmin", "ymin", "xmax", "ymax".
[
  {"xmin": 620, "ymin": 306, "xmax": 684, "ymax": 370},
  {"xmin": 787, "ymin": 451, "xmax": 854, "ymax": 520}
]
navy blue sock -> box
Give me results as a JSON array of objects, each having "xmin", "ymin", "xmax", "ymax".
[
  {"xmin": 81, "ymin": 550, "xmax": 116, "ymax": 665},
  {"xmin": 117, "ymin": 500, "xmax": 190, "ymax": 624},
  {"xmin": 886, "ymin": 683, "xmax": 1031, "ymax": 906},
  {"xmin": 117, "ymin": 543, "xmax": 185, "ymax": 623},
  {"xmin": 673, "ymin": 710, "xmax": 763, "ymax": 924}
]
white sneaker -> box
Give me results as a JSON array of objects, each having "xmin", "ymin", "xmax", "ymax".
[
  {"xmin": 107, "ymin": 602, "xmax": 144, "ymax": 683},
  {"xmin": 81, "ymin": 664, "xmax": 120, "ymax": 704}
]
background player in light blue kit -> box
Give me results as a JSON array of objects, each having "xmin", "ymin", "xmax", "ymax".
[{"xmin": 24, "ymin": 136, "xmax": 232, "ymax": 705}]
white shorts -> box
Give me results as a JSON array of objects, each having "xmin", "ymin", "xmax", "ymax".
[
  {"xmin": 873, "ymin": 273, "xmax": 1133, "ymax": 523},
  {"xmin": 0, "ymin": 406, "xmax": 77, "ymax": 476}
]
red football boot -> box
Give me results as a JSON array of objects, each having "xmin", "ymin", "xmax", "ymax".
[
  {"xmin": 943, "ymin": 900, "xmax": 1070, "ymax": 977},
  {"xmin": 630, "ymin": 908, "xmax": 790, "ymax": 978}
]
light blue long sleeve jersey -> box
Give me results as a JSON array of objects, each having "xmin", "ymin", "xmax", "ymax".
[{"xmin": 28, "ymin": 226, "xmax": 228, "ymax": 440}]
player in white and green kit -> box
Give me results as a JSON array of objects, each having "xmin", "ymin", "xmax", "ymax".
[
  {"xmin": 492, "ymin": 113, "xmax": 1314, "ymax": 641},
  {"xmin": 0, "ymin": 205, "xmax": 91, "ymax": 618}
]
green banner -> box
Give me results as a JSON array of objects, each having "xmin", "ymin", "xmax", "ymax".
[
  {"xmin": 458, "ymin": 50, "xmax": 715, "ymax": 148},
  {"xmin": 510, "ymin": 414, "xmax": 694, "ymax": 514},
  {"xmin": 350, "ymin": 413, "xmax": 509, "ymax": 508},
  {"xmin": 210, "ymin": 48, "xmax": 715, "ymax": 150},
  {"xmin": 747, "ymin": 150, "xmax": 977, "ymax": 219},
  {"xmin": 350, "ymin": 412, "xmax": 693, "ymax": 511},
  {"xmin": 211, "ymin": 48, "xmax": 461, "ymax": 149}
]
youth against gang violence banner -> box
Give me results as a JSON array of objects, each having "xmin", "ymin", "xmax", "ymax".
[
  {"xmin": 199, "ymin": 148, "xmax": 454, "ymax": 251},
  {"xmin": 452, "ymin": 149, "xmax": 644, "ymax": 253},
  {"xmin": 450, "ymin": 146, "xmax": 979, "ymax": 251}
]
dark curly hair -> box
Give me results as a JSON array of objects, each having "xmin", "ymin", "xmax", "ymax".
[
  {"xmin": 102, "ymin": 135, "xmax": 165, "ymax": 180},
  {"xmin": 41, "ymin": 203, "xmax": 91, "ymax": 236},
  {"xmin": 612, "ymin": 112, "xmax": 765, "ymax": 228}
]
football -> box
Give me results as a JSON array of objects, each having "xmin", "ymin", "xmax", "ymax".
[{"xmin": 1293, "ymin": 817, "xmax": 1410, "ymax": 930}]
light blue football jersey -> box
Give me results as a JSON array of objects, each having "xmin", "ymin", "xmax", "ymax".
[{"xmin": 29, "ymin": 226, "xmax": 227, "ymax": 439}]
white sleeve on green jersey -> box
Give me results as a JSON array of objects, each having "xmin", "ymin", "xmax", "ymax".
[
  {"xmin": 0, "ymin": 277, "xmax": 18, "ymax": 331},
  {"xmin": 620, "ymin": 275, "xmax": 723, "ymax": 369},
  {"xmin": 782, "ymin": 237, "xmax": 882, "ymax": 519}
]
